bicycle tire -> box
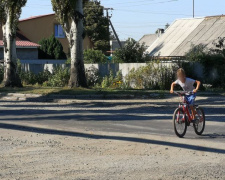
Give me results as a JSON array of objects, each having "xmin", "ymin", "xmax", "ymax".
[
  {"xmin": 173, "ymin": 108, "xmax": 187, "ymax": 138},
  {"xmin": 193, "ymin": 107, "xmax": 205, "ymax": 135}
]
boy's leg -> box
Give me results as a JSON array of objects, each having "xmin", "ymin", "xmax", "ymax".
[
  {"xmin": 190, "ymin": 105, "xmax": 196, "ymax": 120},
  {"xmin": 187, "ymin": 93, "xmax": 197, "ymax": 120}
]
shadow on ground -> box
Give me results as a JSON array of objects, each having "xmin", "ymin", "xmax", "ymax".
[{"xmin": 0, "ymin": 122, "xmax": 224, "ymax": 154}]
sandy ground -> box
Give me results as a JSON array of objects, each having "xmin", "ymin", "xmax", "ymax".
[
  {"xmin": 0, "ymin": 97, "xmax": 225, "ymax": 180},
  {"xmin": 0, "ymin": 126, "xmax": 224, "ymax": 180}
]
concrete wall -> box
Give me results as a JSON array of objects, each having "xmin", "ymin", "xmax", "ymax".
[
  {"xmin": 21, "ymin": 60, "xmax": 67, "ymax": 74},
  {"xmin": 19, "ymin": 60, "xmax": 219, "ymax": 83},
  {"xmin": 18, "ymin": 60, "xmax": 187, "ymax": 77}
]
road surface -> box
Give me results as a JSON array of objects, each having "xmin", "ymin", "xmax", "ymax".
[{"xmin": 0, "ymin": 95, "xmax": 224, "ymax": 179}]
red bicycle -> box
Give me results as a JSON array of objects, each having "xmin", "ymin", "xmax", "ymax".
[{"xmin": 173, "ymin": 91, "xmax": 205, "ymax": 138}]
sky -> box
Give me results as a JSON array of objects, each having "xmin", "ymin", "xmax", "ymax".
[{"xmin": 21, "ymin": 0, "xmax": 225, "ymax": 41}]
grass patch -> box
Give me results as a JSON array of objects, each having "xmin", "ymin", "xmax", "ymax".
[
  {"xmin": 0, "ymin": 85, "xmax": 167, "ymax": 97},
  {"xmin": 0, "ymin": 85, "xmax": 223, "ymax": 98}
]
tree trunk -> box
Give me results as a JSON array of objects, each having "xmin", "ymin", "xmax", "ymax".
[
  {"xmin": 68, "ymin": 0, "xmax": 87, "ymax": 88},
  {"xmin": 2, "ymin": 12, "xmax": 22, "ymax": 87}
]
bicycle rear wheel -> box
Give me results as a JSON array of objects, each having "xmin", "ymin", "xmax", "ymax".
[
  {"xmin": 173, "ymin": 108, "xmax": 187, "ymax": 138},
  {"xmin": 194, "ymin": 107, "xmax": 205, "ymax": 135}
]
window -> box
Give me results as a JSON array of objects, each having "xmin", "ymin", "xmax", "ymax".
[{"xmin": 55, "ymin": 24, "xmax": 66, "ymax": 38}]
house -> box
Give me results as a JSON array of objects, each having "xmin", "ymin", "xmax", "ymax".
[
  {"xmin": 138, "ymin": 34, "xmax": 158, "ymax": 48},
  {"xmin": 0, "ymin": 31, "xmax": 40, "ymax": 60},
  {"xmin": 110, "ymin": 40, "xmax": 126, "ymax": 51},
  {"xmin": 0, "ymin": 13, "xmax": 94, "ymax": 59},
  {"xmin": 146, "ymin": 15, "xmax": 225, "ymax": 57}
]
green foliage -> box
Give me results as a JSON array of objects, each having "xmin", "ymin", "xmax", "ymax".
[
  {"xmin": 101, "ymin": 70, "xmax": 123, "ymax": 89},
  {"xmin": 101, "ymin": 70, "xmax": 114, "ymax": 88},
  {"xmin": 185, "ymin": 39, "xmax": 225, "ymax": 89},
  {"xmin": 48, "ymin": 66, "xmax": 70, "ymax": 87},
  {"xmin": 113, "ymin": 38, "xmax": 149, "ymax": 63},
  {"xmin": 84, "ymin": 49, "xmax": 107, "ymax": 63},
  {"xmin": 86, "ymin": 66, "xmax": 101, "ymax": 87},
  {"xmin": 0, "ymin": 65, "xmax": 4, "ymax": 82},
  {"xmin": 19, "ymin": 70, "xmax": 51, "ymax": 86},
  {"xmin": 125, "ymin": 61, "xmax": 177, "ymax": 90},
  {"xmin": 185, "ymin": 44, "xmax": 207, "ymax": 62},
  {"xmin": 38, "ymin": 35, "xmax": 66, "ymax": 59},
  {"xmin": 0, "ymin": 0, "xmax": 27, "ymax": 30},
  {"xmin": 51, "ymin": 0, "xmax": 81, "ymax": 27},
  {"xmin": 17, "ymin": 59, "xmax": 70, "ymax": 87},
  {"xmin": 84, "ymin": 0, "xmax": 110, "ymax": 53}
]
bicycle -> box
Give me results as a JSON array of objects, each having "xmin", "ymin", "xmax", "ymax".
[{"xmin": 172, "ymin": 91, "xmax": 205, "ymax": 138}]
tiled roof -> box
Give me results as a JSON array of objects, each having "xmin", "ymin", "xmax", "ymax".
[
  {"xmin": 0, "ymin": 40, "xmax": 40, "ymax": 47},
  {"xmin": 19, "ymin": 13, "xmax": 55, "ymax": 22}
]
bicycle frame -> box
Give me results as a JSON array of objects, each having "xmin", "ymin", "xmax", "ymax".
[{"xmin": 176, "ymin": 92, "xmax": 195, "ymax": 123}]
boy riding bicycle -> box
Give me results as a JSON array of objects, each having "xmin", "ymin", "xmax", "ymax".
[{"xmin": 170, "ymin": 68, "xmax": 201, "ymax": 121}]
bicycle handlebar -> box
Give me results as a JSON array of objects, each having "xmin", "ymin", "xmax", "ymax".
[{"xmin": 173, "ymin": 91, "xmax": 194, "ymax": 95}]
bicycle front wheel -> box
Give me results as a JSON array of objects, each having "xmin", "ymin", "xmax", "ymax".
[
  {"xmin": 194, "ymin": 107, "xmax": 205, "ymax": 135},
  {"xmin": 173, "ymin": 108, "xmax": 187, "ymax": 138}
]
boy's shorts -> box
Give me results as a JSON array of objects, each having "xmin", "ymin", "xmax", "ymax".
[{"xmin": 185, "ymin": 93, "xmax": 196, "ymax": 105}]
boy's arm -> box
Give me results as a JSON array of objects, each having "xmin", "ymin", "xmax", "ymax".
[
  {"xmin": 193, "ymin": 80, "xmax": 201, "ymax": 93},
  {"xmin": 170, "ymin": 82, "xmax": 176, "ymax": 93}
]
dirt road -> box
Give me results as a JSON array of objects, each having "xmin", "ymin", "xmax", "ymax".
[{"xmin": 0, "ymin": 96, "xmax": 224, "ymax": 179}]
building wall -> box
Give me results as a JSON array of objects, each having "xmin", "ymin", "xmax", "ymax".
[
  {"xmin": 0, "ymin": 48, "xmax": 38, "ymax": 60},
  {"xmin": 17, "ymin": 48, "xmax": 38, "ymax": 60},
  {"xmin": 0, "ymin": 14, "xmax": 94, "ymax": 56},
  {"xmin": 110, "ymin": 40, "xmax": 126, "ymax": 51}
]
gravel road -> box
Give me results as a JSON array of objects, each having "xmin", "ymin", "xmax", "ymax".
[{"xmin": 0, "ymin": 95, "xmax": 224, "ymax": 180}]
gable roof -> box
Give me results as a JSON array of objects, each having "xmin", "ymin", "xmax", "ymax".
[
  {"xmin": 139, "ymin": 34, "xmax": 158, "ymax": 48},
  {"xmin": 146, "ymin": 15, "xmax": 225, "ymax": 57},
  {"xmin": 19, "ymin": 13, "xmax": 55, "ymax": 22},
  {"xmin": 0, "ymin": 40, "xmax": 40, "ymax": 48},
  {"xmin": 0, "ymin": 31, "xmax": 40, "ymax": 48}
]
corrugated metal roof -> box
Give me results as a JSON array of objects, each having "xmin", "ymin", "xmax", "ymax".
[
  {"xmin": 147, "ymin": 15, "xmax": 225, "ymax": 56},
  {"xmin": 0, "ymin": 40, "xmax": 40, "ymax": 48},
  {"xmin": 146, "ymin": 18, "xmax": 204, "ymax": 56},
  {"xmin": 139, "ymin": 34, "xmax": 158, "ymax": 48},
  {"xmin": 171, "ymin": 16, "xmax": 225, "ymax": 56}
]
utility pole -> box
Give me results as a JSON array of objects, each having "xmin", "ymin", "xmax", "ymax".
[
  {"xmin": 104, "ymin": 8, "xmax": 122, "ymax": 49},
  {"xmin": 193, "ymin": 0, "xmax": 195, "ymax": 18}
]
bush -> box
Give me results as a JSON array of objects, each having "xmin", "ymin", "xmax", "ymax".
[
  {"xmin": 48, "ymin": 66, "xmax": 70, "ymax": 87},
  {"xmin": 17, "ymin": 58, "xmax": 70, "ymax": 87},
  {"xmin": 185, "ymin": 40, "xmax": 225, "ymax": 89},
  {"xmin": 0, "ymin": 65, "xmax": 4, "ymax": 82},
  {"xmin": 86, "ymin": 65, "xmax": 101, "ymax": 86},
  {"xmin": 101, "ymin": 70, "xmax": 123, "ymax": 89},
  {"xmin": 84, "ymin": 49, "xmax": 107, "ymax": 64},
  {"xmin": 113, "ymin": 38, "xmax": 149, "ymax": 63},
  {"xmin": 38, "ymin": 35, "xmax": 67, "ymax": 59},
  {"xmin": 19, "ymin": 69, "xmax": 52, "ymax": 86},
  {"xmin": 124, "ymin": 61, "xmax": 177, "ymax": 90}
]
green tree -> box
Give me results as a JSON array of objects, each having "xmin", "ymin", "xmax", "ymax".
[
  {"xmin": 0, "ymin": 0, "xmax": 26, "ymax": 87},
  {"xmin": 38, "ymin": 35, "xmax": 66, "ymax": 59},
  {"xmin": 113, "ymin": 38, "xmax": 148, "ymax": 63},
  {"xmin": 84, "ymin": 49, "xmax": 107, "ymax": 63},
  {"xmin": 51, "ymin": 0, "xmax": 87, "ymax": 87},
  {"xmin": 84, "ymin": 0, "xmax": 110, "ymax": 53}
]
